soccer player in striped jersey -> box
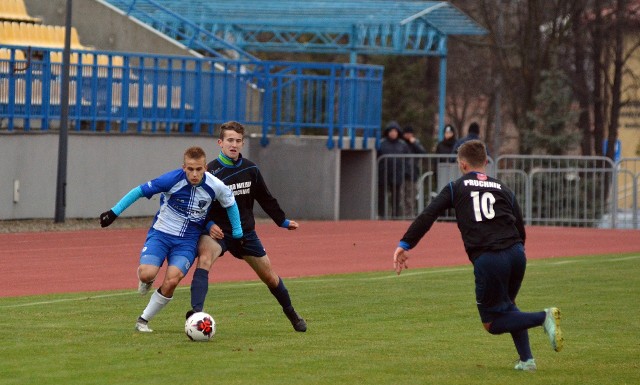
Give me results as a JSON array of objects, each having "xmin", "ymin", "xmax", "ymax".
[
  {"xmin": 187, "ymin": 121, "xmax": 307, "ymax": 332},
  {"xmin": 393, "ymin": 140, "xmax": 563, "ymax": 371},
  {"xmin": 99, "ymin": 146, "xmax": 242, "ymax": 333}
]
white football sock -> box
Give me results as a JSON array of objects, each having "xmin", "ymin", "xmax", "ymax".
[{"xmin": 140, "ymin": 289, "xmax": 172, "ymax": 322}]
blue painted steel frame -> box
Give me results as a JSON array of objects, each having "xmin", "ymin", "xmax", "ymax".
[
  {"xmin": 0, "ymin": 46, "xmax": 383, "ymax": 149},
  {"xmin": 104, "ymin": 0, "xmax": 485, "ymax": 146}
]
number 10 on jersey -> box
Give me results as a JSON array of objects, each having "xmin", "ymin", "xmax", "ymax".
[{"xmin": 471, "ymin": 191, "xmax": 496, "ymax": 222}]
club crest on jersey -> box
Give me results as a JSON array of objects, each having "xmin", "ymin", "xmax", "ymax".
[
  {"xmin": 198, "ymin": 200, "xmax": 207, "ymax": 209},
  {"xmin": 477, "ymin": 173, "xmax": 488, "ymax": 181}
]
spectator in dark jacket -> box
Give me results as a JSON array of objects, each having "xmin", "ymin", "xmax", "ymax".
[
  {"xmin": 378, "ymin": 121, "xmax": 410, "ymax": 218},
  {"xmin": 436, "ymin": 124, "xmax": 457, "ymax": 156},
  {"xmin": 453, "ymin": 122, "xmax": 481, "ymax": 154},
  {"xmin": 401, "ymin": 126, "xmax": 427, "ymax": 217}
]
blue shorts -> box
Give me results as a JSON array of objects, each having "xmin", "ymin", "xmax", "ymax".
[
  {"xmin": 139, "ymin": 228, "xmax": 198, "ymax": 275},
  {"xmin": 219, "ymin": 230, "xmax": 266, "ymax": 259},
  {"xmin": 472, "ymin": 243, "xmax": 526, "ymax": 323}
]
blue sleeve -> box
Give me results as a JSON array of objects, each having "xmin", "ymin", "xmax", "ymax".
[
  {"xmin": 398, "ymin": 241, "xmax": 411, "ymax": 251},
  {"xmin": 111, "ymin": 186, "xmax": 144, "ymax": 216},
  {"xmin": 139, "ymin": 169, "xmax": 184, "ymax": 198},
  {"xmin": 225, "ymin": 202, "xmax": 243, "ymax": 239},
  {"xmin": 280, "ymin": 219, "xmax": 290, "ymax": 228}
]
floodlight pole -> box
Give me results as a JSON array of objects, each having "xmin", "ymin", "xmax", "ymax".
[
  {"xmin": 54, "ymin": 0, "xmax": 72, "ymax": 223},
  {"xmin": 438, "ymin": 52, "xmax": 447, "ymax": 142}
]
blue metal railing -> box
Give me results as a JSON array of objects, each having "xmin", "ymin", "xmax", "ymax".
[{"xmin": 0, "ymin": 46, "xmax": 383, "ymax": 148}]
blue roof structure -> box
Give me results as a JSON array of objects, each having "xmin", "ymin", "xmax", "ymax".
[
  {"xmin": 108, "ymin": 0, "xmax": 485, "ymax": 58},
  {"xmin": 105, "ymin": 0, "xmax": 487, "ymax": 140}
]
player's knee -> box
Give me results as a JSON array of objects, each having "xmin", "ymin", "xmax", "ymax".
[
  {"xmin": 262, "ymin": 271, "xmax": 280, "ymax": 288},
  {"xmin": 482, "ymin": 322, "xmax": 492, "ymax": 333},
  {"xmin": 163, "ymin": 275, "xmax": 182, "ymax": 292},
  {"xmin": 252, "ymin": 265, "xmax": 278, "ymax": 288},
  {"xmin": 137, "ymin": 266, "xmax": 157, "ymax": 283},
  {"xmin": 197, "ymin": 240, "xmax": 221, "ymax": 270},
  {"xmin": 197, "ymin": 253, "xmax": 214, "ymax": 270}
]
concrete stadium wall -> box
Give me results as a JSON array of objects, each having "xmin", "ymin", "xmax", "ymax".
[
  {"xmin": 23, "ymin": 0, "xmax": 198, "ymax": 57},
  {"xmin": 0, "ymin": 133, "xmax": 217, "ymax": 219},
  {"xmin": 0, "ymin": 134, "xmax": 375, "ymax": 221},
  {"xmin": 250, "ymin": 136, "xmax": 376, "ymax": 221}
]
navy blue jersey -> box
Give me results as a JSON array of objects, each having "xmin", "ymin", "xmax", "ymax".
[
  {"xmin": 401, "ymin": 171, "xmax": 525, "ymax": 261},
  {"xmin": 206, "ymin": 153, "xmax": 287, "ymax": 233}
]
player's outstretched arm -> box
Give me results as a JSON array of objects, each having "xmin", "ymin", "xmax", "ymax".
[
  {"xmin": 393, "ymin": 247, "xmax": 409, "ymax": 275},
  {"xmin": 99, "ymin": 210, "xmax": 117, "ymax": 227},
  {"xmin": 99, "ymin": 186, "xmax": 144, "ymax": 228}
]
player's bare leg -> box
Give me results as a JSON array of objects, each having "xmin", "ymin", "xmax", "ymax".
[
  {"xmin": 137, "ymin": 264, "xmax": 160, "ymax": 295},
  {"xmin": 187, "ymin": 235, "xmax": 223, "ymax": 319},
  {"xmin": 243, "ymin": 254, "xmax": 307, "ymax": 332},
  {"xmin": 136, "ymin": 266, "xmax": 184, "ymax": 332}
]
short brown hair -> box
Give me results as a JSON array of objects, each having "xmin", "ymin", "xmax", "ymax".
[
  {"xmin": 219, "ymin": 121, "xmax": 245, "ymax": 140},
  {"xmin": 457, "ymin": 140, "xmax": 487, "ymax": 168},
  {"xmin": 184, "ymin": 146, "xmax": 206, "ymax": 162}
]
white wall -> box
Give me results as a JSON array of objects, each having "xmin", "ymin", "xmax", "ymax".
[
  {"xmin": 0, "ymin": 133, "xmax": 375, "ymax": 220},
  {"xmin": 23, "ymin": 0, "xmax": 198, "ymax": 57}
]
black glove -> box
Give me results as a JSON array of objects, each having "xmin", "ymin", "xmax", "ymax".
[{"xmin": 99, "ymin": 210, "xmax": 117, "ymax": 228}]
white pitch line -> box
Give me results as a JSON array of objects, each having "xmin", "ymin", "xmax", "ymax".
[
  {"xmin": 2, "ymin": 255, "xmax": 637, "ymax": 308},
  {"xmin": 366, "ymin": 266, "xmax": 469, "ymax": 280},
  {"xmin": 547, "ymin": 260, "xmax": 580, "ymax": 265},
  {"xmin": 0, "ymin": 281, "xmax": 265, "ymax": 309},
  {"xmin": 541, "ymin": 254, "xmax": 640, "ymax": 266},
  {"xmin": 0, "ymin": 291, "xmax": 136, "ymax": 308},
  {"xmin": 609, "ymin": 255, "xmax": 640, "ymax": 262}
]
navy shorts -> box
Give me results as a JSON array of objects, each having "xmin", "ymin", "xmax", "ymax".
[
  {"xmin": 219, "ymin": 230, "xmax": 266, "ymax": 259},
  {"xmin": 472, "ymin": 242, "xmax": 526, "ymax": 323}
]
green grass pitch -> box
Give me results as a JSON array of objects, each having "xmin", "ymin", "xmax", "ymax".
[{"xmin": 0, "ymin": 253, "xmax": 638, "ymax": 385}]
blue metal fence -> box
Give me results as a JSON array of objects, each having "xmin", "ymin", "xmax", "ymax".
[{"xmin": 0, "ymin": 46, "xmax": 383, "ymax": 148}]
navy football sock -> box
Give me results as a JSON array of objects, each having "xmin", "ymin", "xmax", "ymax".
[
  {"xmin": 511, "ymin": 329, "xmax": 533, "ymax": 361},
  {"xmin": 269, "ymin": 277, "xmax": 292, "ymax": 310},
  {"xmin": 190, "ymin": 268, "xmax": 209, "ymax": 312},
  {"xmin": 488, "ymin": 311, "xmax": 546, "ymax": 335}
]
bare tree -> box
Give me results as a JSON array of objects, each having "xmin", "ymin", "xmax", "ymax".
[{"xmin": 569, "ymin": 0, "xmax": 595, "ymax": 155}]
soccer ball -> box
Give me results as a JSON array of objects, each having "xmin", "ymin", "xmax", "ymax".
[{"xmin": 185, "ymin": 312, "xmax": 216, "ymax": 342}]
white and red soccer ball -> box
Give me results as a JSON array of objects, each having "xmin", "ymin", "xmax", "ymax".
[{"xmin": 185, "ymin": 312, "xmax": 216, "ymax": 342}]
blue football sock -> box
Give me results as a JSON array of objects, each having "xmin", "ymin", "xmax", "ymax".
[
  {"xmin": 190, "ymin": 268, "xmax": 209, "ymax": 312},
  {"xmin": 511, "ymin": 329, "xmax": 533, "ymax": 361},
  {"xmin": 269, "ymin": 277, "xmax": 292, "ymax": 310},
  {"xmin": 488, "ymin": 311, "xmax": 546, "ymax": 335}
]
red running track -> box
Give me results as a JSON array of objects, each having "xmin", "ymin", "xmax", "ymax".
[{"xmin": 1, "ymin": 221, "xmax": 639, "ymax": 297}]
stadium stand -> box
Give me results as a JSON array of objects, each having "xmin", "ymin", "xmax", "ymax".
[
  {"xmin": 0, "ymin": 77, "xmax": 87, "ymax": 107},
  {"xmin": 0, "ymin": 21, "xmax": 89, "ymax": 49},
  {"xmin": 1, "ymin": 0, "xmax": 383, "ymax": 147},
  {"xmin": 0, "ymin": 0, "xmax": 41, "ymax": 24},
  {"xmin": 0, "ymin": 3, "xmax": 130, "ymax": 115},
  {"xmin": 49, "ymin": 51, "xmax": 124, "ymax": 78},
  {"xmin": 0, "ymin": 46, "xmax": 25, "ymax": 71}
]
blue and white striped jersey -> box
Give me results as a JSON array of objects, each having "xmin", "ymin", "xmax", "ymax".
[{"xmin": 140, "ymin": 169, "xmax": 235, "ymax": 238}]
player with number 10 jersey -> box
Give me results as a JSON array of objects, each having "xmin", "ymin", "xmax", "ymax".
[
  {"xmin": 399, "ymin": 168, "xmax": 525, "ymax": 262},
  {"xmin": 394, "ymin": 140, "xmax": 562, "ymax": 372}
]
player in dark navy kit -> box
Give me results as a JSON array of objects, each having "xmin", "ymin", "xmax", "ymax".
[
  {"xmin": 187, "ymin": 121, "xmax": 307, "ymax": 332},
  {"xmin": 393, "ymin": 140, "xmax": 563, "ymax": 371},
  {"xmin": 99, "ymin": 146, "xmax": 243, "ymax": 333}
]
